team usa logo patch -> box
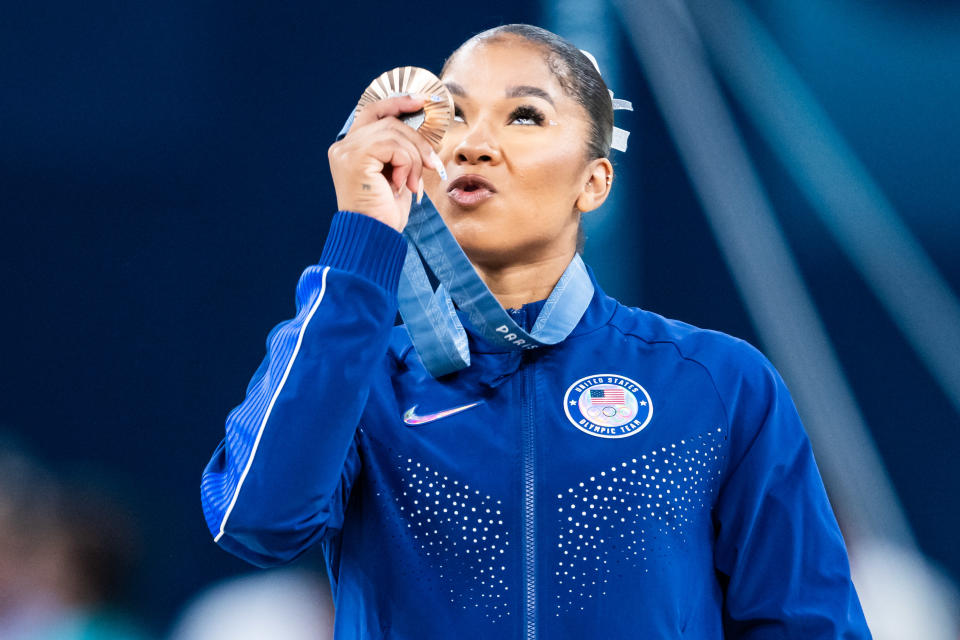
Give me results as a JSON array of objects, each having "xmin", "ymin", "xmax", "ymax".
[{"xmin": 563, "ymin": 374, "xmax": 653, "ymax": 438}]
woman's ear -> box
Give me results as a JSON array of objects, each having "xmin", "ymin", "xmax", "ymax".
[{"xmin": 575, "ymin": 157, "xmax": 614, "ymax": 213}]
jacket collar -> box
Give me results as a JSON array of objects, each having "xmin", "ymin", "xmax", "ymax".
[
  {"xmin": 398, "ymin": 263, "xmax": 618, "ymax": 389},
  {"xmin": 459, "ymin": 263, "xmax": 618, "ymax": 355}
]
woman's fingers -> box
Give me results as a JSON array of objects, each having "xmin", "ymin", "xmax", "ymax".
[
  {"xmin": 390, "ymin": 151, "xmax": 413, "ymax": 196},
  {"xmin": 350, "ymin": 98, "xmax": 442, "ymax": 175},
  {"xmin": 384, "ymin": 118, "xmax": 439, "ymax": 171},
  {"xmin": 370, "ymin": 134, "xmax": 422, "ymax": 194},
  {"xmin": 329, "ymin": 94, "xmax": 447, "ymax": 230},
  {"xmin": 351, "ymin": 94, "xmax": 430, "ymax": 129}
]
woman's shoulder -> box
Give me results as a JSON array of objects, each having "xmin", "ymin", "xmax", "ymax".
[
  {"xmin": 608, "ymin": 302, "xmax": 794, "ymax": 448},
  {"xmin": 607, "ymin": 301, "xmax": 778, "ymax": 386}
]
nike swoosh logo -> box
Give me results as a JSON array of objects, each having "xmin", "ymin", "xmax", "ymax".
[{"xmin": 403, "ymin": 402, "xmax": 482, "ymax": 425}]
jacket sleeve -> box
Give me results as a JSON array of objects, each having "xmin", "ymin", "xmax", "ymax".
[
  {"xmin": 709, "ymin": 342, "xmax": 871, "ymax": 638},
  {"xmin": 201, "ymin": 211, "xmax": 407, "ymax": 567}
]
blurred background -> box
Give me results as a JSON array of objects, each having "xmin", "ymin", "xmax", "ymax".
[{"xmin": 2, "ymin": 0, "xmax": 958, "ymax": 638}]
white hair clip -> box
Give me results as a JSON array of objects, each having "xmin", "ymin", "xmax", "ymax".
[{"xmin": 580, "ymin": 49, "xmax": 633, "ymax": 153}]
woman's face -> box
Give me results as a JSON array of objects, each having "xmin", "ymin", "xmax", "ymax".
[{"xmin": 422, "ymin": 37, "xmax": 608, "ymax": 269}]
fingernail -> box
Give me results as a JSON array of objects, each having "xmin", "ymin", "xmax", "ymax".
[
  {"xmin": 430, "ymin": 151, "xmax": 447, "ymax": 180},
  {"xmin": 417, "ymin": 178, "xmax": 424, "ymax": 204},
  {"xmin": 429, "ymin": 94, "xmax": 445, "ymax": 102}
]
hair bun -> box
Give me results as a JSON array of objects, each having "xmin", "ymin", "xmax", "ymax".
[{"xmin": 357, "ymin": 66, "xmax": 454, "ymax": 149}]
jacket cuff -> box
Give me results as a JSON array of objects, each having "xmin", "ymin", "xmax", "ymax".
[{"xmin": 319, "ymin": 211, "xmax": 408, "ymax": 296}]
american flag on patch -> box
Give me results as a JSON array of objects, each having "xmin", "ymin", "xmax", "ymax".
[{"xmin": 591, "ymin": 388, "xmax": 626, "ymax": 405}]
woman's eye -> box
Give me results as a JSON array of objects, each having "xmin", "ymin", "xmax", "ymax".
[
  {"xmin": 452, "ymin": 106, "xmax": 465, "ymax": 123},
  {"xmin": 509, "ymin": 105, "xmax": 545, "ymax": 126}
]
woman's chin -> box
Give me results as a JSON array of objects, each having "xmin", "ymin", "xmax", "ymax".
[
  {"xmin": 441, "ymin": 215, "xmax": 507, "ymax": 255},
  {"xmin": 448, "ymin": 227, "xmax": 523, "ymax": 267},
  {"xmin": 457, "ymin": 235, "xmax": 551, "ymax": 271},
  {"xmin": 438, "ymin": 206, "xmax": 576, "ymax": 269}
]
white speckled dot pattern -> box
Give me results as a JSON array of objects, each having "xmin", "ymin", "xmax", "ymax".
[
  {"xmin": 554, "ymin": 427, "xmax": 725, "ymax": 613},
  {"xmin": 393, "ymin": 454, "xmax": 512, "ymax": 620}
]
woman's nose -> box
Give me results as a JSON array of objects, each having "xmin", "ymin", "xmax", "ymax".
[{"xmin": 453, "ymin": 121, "xmax": 502, "ymax": 165}]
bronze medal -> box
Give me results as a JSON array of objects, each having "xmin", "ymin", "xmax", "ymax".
[{"xmin": 356, "ymin": 66, "xmax": 454, "ymax": 149}]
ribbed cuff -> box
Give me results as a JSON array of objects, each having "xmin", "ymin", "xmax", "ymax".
[{"xmin": 319, "ymin": 211, "xmax": 408, "ymax": 296}]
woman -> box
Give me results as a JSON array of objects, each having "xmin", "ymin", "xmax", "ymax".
[{"xmin": 201, "ymin": 24, "xmax": 870, "ymax": 639}]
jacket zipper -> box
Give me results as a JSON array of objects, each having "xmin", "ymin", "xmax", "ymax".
[{"xmin": 520, "ymin": 354, "xmax": 537, "ymax": 639}]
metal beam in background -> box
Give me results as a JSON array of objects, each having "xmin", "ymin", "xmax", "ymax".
[
  {"xmin": 687, "ymin": 0, "xmax": 960, "ymax": 418},
  {"xmin": 611, "ymin": 0, "xmax": 915, "ymax": 547}
]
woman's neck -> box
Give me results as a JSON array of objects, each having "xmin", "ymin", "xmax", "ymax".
[{"xmin": 472, "ymin": 250, "xmax": 576, "ymax": 310}]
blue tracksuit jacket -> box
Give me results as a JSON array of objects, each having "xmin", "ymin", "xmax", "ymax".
[{"xmin": 201, "ymin": 211, "xmax": 871, "ymax": 639}]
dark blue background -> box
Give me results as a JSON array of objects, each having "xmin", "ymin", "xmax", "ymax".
[{"xmin": 2, "ymin": 0, "xmax": 957, "ymax": 633}]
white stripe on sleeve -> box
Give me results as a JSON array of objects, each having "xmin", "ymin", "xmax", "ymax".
[{"xmin": 215, "ymin": 266, "xmax": 331, "ymax": 543}]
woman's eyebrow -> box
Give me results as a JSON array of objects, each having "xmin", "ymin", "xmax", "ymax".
[
  {"xmin": 505, "ymin": 85, "xmax": 554, "ymax": 106},
  {"xmin": 445, "ymin": 82, "xmax": 467, "ymax": 97},
  {"xmin": 443, "ymin": 82, "xmax": 555, "ymax": 106}
]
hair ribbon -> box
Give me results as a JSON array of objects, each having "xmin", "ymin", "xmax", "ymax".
[{"xmin": 580, "ymin": 49, "xmax": 633, "ymax": 153}]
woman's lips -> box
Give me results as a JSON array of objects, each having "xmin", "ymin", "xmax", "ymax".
[{"xmin": 447, "ymin": 174, "xmax": 497, "ymax": 208}]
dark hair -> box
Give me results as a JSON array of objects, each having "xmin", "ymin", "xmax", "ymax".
[{"xmin": 440, "ymin": 24, "xmax": 614, "ymax": 160}]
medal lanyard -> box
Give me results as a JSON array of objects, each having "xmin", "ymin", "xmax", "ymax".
[
  {"xmin": 336, "ymin": 113, "xmax": 595, "ymax": 377},
  {"xmin": 401, "ymin": 196, "xmax": 594, "ymax": 376}
]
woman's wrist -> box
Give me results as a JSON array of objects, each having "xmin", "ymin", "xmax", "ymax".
[{"xmin": 319, "ymin": 211, "xmax": 408, "ymax": 296}]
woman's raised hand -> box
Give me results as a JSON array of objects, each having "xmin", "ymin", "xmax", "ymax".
[{"xmin": 328, "ymin": 95, "xmax": 441, "ymax": 232}]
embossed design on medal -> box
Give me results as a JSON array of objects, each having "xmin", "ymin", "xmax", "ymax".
[
  {"xmin": 393, "ymin": 453, "xmax": 511, "ymax": 620},
  {"xmin": 552, "ymin": 428, "xmax": 726, "ymax": 613},
  {"xmin": 357, "ymin": 66, "xmax": 454, "ymax": 149}
]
